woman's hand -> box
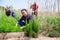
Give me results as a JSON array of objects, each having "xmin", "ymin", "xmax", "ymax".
[{"xmin": 16, "ymin": 22, "xmax": 18, "ymax": 27}]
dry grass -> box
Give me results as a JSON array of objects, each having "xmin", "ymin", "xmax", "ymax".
[{"xmin": 38, "ymin": 12, "xmax": 60, "ymax": 18}]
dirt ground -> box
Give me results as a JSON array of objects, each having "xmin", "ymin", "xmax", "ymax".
[
  {"xmin": 3, "ymin": 32, "xmax": 60, "ymax": 40},
  {"xmin": 6, "ymin": 35, "xmax": 60, "ymax": 40}
]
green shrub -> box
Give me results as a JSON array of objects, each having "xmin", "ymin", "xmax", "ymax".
[{"xmin": 24, "ymin": 17, "xmax": 40, "ymax": 38}]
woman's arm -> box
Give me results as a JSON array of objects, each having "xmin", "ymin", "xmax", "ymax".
[{"xmin": 16, "ymin": 16, "xmax": 23, "ymax": 26}]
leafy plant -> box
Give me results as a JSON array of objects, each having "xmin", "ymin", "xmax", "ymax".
[
  {"xmin": 45, "ymin": 17, "xmax": 60, "ymax": 37},
  {"xmin": 0, "ymin": 11, "xmax": 22, "ymax": 33},
  {"xmin": 24, "ymin": 17, "xmax": 40, "ymax": 38}
]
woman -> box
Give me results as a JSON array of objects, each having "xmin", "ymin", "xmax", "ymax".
[{"xmin": 16, "ymin": 9, "xmax": 33, "ymax": 26}]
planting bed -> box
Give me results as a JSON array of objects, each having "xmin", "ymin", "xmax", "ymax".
[{"xmin": 0, "ymin": 9, "xmax": 60, "ymax": 40}]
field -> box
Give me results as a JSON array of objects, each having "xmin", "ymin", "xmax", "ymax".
[{"xmin": 0, "ymin": 9, "xmax": 60, "ymax": 38}]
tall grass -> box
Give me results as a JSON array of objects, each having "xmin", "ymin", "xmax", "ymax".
[
  {"xmin": 40, "ymin": 17, "xmax": 60, "ymax": 37},
  {"xmin": 47, "ymin": 18, "xmax": 60, "ymax": 37},
  {"xmin": 0, "ymin": 8, "xmax": 60, "ymax": 37},
  {"xmin": 0, "ymin": 11, "xmax": 22, "ymax": 33},
  {"xmin": 24, "ymin": 16, "xmax": 40, "ymax": 38}
]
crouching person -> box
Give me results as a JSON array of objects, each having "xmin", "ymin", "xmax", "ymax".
[
  {"xmin": 16, "ymin": 9, "xmax": 33, "ymax": 27},
  {"xmin": 5, "ymin": 8, "xmax": 16, "ymax": 18},
  {"xmin": 30, "ymin": 2, "xmax": 38, "ymax": 16}
]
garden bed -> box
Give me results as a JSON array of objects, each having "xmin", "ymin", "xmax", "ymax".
[{"xmin": 0, "ymin": 9, "xmax": 60, "ymax": 40}]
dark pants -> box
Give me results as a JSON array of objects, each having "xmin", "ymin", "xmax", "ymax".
[
  {"xmin": 12, "ymin": 13, "xmax": 16, "ymax": 18},
  {"xmin": 18, "ymin": 21, "xmax": 25, "ymax": 26},
  {"xmin": 32, "ymin": 12, "xmax": 37, "ymax": 16}
]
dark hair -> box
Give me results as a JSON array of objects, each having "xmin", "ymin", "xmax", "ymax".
[
  {"xmin": 21, "ymin": 9, "xmax": 27, "ymax": 12},
  {"xmin": 5, "ymin": 8, "xmax": 9, "ymax": 11}
]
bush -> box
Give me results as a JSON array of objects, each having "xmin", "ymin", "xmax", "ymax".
[{"xmin": 24, "ymin": 17, "xmax": 40, "ymax": 38}]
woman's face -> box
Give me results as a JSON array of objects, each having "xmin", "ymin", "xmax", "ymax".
[
  {"xmin": 5, "ymin": 8, "xmax": 9, "ymax": 12},
  {"xmin": 21, "ymin": 10, "xmax": 28, "ymax": 16}
]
